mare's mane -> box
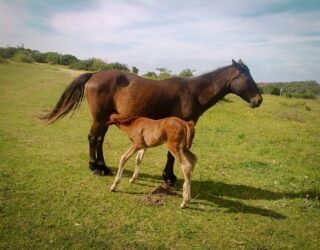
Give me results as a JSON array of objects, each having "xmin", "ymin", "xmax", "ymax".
[{"xmin": 191, "ymin": 65, "xmax": 233, "ymax": 82}]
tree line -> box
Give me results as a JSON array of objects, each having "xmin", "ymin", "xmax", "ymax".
[
  {"xmin": 257, "ymin": 81, "xmax": 320, "ymax": 99},
  {"xmin": 0, "ymin": 45, "xmax": 195, "ymax": 78},
  {"xmin": 2, "ymin": 45, "xmax": 318, "ymax": 99}
]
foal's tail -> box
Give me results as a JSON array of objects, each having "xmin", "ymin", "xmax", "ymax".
[
  {"xmin": 38, "ymin": 73, "xmax": 93, "ymax": 124},
  {"xmin": 185, "ymin": 121, "xmax": 195, "ymax": 149}
]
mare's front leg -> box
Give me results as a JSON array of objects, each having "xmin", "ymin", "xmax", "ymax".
[
  {"xmin": 111, "ymin": 145, "xmax": 138, "ymax": 191},
  {"xmin": 88, "ymin": 121, "xmax": 113, "ymax": 176},
  {"xmin": 162, "ymin": 151, "xmax": 177, "ymax": 186}
]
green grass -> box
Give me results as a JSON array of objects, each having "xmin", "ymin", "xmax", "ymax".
[{"xmin": 1, "ymin": 62, "xmax": 320, "ymax": 249}]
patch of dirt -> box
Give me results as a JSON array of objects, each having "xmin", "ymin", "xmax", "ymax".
[
  {"xmin": 139, "ymin": 184, "xmax": 178, "ymax": 206},
  {"xmin": 58, "ymin": 68, "xmax": 86, "ymax": 77},
  {"xmin": 44, "ymin": 68, "xmax": 87, "ymax": 77},
  {"xmin": 140, "ymin": 195, "xmax": 163, "ymax": 206},
  {"xmin": 150, "ymin": 184, "xmax": 178, "ymax": 196}
]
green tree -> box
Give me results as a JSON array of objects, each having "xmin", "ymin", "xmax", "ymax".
[
  {"xmin": 60, "ymin": 54, "xmax": 78, "ymax": 66},
  {"xmin": 44, "ymin": 52, "xmax": 61, "ymax": 64},
  {"xmin": 143, "ymin": 71, "xmax": 157, "ymax": 78},
  {"xmin": 0, "ymin": 46, "xmax": 19, "ymax": 58},
  {"xmin": 108, "ymin": 62, "xmax": 129, "ymax": 72},
  {"xmin": 131, "ymin": 66, "xmax": 139, "ymax": 74},
  {"xmin": 156, "ymin": 68, "xmax": 172, "ymax": 80},
  {"xmin": 91, "ymin": 58, "xmax": 108, "ymax": 71},
  {"xmin": 179, "ymin": 68, "xmax": 195, "ymax": 77},
  {"xmin": 31, "ymin": 51, "xmax": 46, "ymax": 63}
]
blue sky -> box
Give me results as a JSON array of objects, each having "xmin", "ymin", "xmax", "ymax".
[{"xmin": 1, "ymin": 0, "xmax": 320, "ymax": 82}]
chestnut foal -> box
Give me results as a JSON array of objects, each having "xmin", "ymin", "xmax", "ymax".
[{"xmin": 107, "ymin": 114, "xmax": 197, "ymax": 208}]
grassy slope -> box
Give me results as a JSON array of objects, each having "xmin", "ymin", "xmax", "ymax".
[{"xmin": 0, "ymin": 62, "xmax": 319, "ymax": 249}]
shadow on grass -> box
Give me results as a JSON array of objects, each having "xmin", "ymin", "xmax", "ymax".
[{"xmin": 110, "ymin": 168, "xmax": 318, "ymax": 219}]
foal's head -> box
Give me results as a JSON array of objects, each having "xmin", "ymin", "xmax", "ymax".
[{"xmin": 229, "ymin": 59, "xmax": 263, "ymax": 108}]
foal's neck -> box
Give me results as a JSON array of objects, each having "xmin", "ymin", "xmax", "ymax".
[{"xmin": 189, "ymin": 66, "xmax": 233, "ymax": 112}]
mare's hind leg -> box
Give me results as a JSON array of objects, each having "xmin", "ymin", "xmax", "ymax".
[
  {"xmin": 162, "ymin": 151, "xmax": 177, "ymax": 186},
  {"xmin": 129, "ymin": 148, "xmax": 146, "ymax": 183},
  {"xmin": 88, "ymin": 121, "xmax": 113, "ymax": 176}
]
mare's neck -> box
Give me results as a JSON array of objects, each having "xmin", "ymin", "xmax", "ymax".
[{"xmin": 189, "ymin": 66, "xmax": 232, "ymax": 112}]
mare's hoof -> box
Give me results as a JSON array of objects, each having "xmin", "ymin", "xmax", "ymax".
[
  {"xmin": 100, "ymin": 168, "xmax": 113, "ymax": 176},
  {"xmin": 92, "ymin": 167, "xmax": 113, "ymax": 176},
  {"xmin": 165, "ymin": 179, "xmax": 176, "ymax": 186},
  {"xmin": 163, "ymin": 172, "xmax": 177, "ymax": 186}
]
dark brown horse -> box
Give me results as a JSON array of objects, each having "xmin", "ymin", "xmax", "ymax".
[{"xmin": 40, "ymin": 59, "xmax": 262, "ymax": 185}]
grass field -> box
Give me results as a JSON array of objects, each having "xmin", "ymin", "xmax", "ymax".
[{"xmin": 1, "ymin": 61, "xmax": 319, "ymax": 249}]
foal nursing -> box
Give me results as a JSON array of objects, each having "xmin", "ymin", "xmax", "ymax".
[{"xmin": 107, "ymin": 114, "xmax": 197, "ymax": 208}]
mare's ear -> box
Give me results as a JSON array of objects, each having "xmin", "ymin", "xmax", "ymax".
[
  {"xmin": 232, "ymin": 59, "xmax": 242, "ymax": 71},
  {"xmin": 238, "ymin": 59, "xmax": 244, "ymax": 65}
]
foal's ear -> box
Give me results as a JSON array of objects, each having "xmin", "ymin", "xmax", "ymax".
[{"xmin": 232, "ymin": 59, "xmax": 238, "ymax": 65}]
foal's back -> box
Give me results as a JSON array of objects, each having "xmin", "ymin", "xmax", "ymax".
[{"xmin": 125, "ymin": 117, "xmax": 194, "ymax": 149}]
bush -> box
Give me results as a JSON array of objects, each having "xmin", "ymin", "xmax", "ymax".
[
  {"xmin": 43, "ymin": 52, "xmax": 61, "ymax": 64},
  {"xmin": 301, "ymin": 92, "xmax": 315, "ymax": 99},
  {"xmin": 179, "ymin": 68, "xmax": 195, "ymax": 77},
  {"xmin": 0, "ymin": 56, "xmax": 6, "ymax": 63},
  {"xmin": 60, "ymin": 54, "xmax": 78, "ymax": 66},
  {"xmin": 143, "ymin": 71, "xmax": 157, "ymax": 79},
  {"xmin": 31, "ymin": 51, "xmax": 46, "ymax": 63},
  {"xmin": 0, "ymin": 47, "xmax": 18, "ymax": 58},
  {"xmin": 13, "ymin": 51, "xmax": 34, "ymax": 63},
  {"xmin": 107, "ymin": 62, "xmax": 129, "ymax": 72},
  {"xmin": 69, "ymin": 58, "xmax": 109, "ymax": 71},
  {"xmin": 270, "ymin": 86, "xmax": 280, "ymax": 95}
]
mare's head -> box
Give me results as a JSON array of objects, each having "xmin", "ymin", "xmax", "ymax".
[{"xmin": 229, "ymin": 59, "xmax": 263, "ymax": 108}]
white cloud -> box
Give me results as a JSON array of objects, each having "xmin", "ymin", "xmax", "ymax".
[{"xmin": 0, "ymin": 0, "xmax": 320, "ymax": 82}]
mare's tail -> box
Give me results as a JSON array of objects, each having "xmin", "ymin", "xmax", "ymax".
[
  {"xmin": 38, "ymin": 73, "xmax": 93, "ymax": 124},
  {"xmin": 185, "ymin": 121, "xmax": 195, "ymax": 149}
]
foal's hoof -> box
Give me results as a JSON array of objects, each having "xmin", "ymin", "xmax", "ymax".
[
  {"xmin": 110, "ymin": 185, "xmax": 117, "ymax": 192},
  {"xmin": 180, "ymin": 201, "xmax": 187, "ymax": 209}
]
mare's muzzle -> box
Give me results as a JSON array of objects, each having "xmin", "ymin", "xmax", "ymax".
[{"xmin": 250, "ymin": 95, "xmax": 263, "ymax": 108}]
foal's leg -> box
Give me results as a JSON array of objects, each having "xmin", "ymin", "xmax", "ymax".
[
  {"xmin": 111, "ymin": 145, "xmax": 138, "ymax": 191},
  {"xmin": 179, "ymin": 150, "xmax": 193, "ymax": 208},
  {"xmin": 88, "ymin": 121, "xmax": 113, "ymax": 176},
  {"xmin": 168, "ymin": 147, "xmax": 191, "ymax": 208},
  {"xmin": 162, "ymin": 151, "xmax": 177, "ymax": 186},
  {"xmin": 184, "ymin": 150, "xmax": 198, "ymax": 171},
  {"xmin": 129, "ymin": 148, "xmax": 146, "ymax": 183}
]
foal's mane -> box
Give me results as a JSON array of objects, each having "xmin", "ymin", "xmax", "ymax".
[{"xmin": 107, "ymin": 115, "xmax": 142, "ymax": 126}]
